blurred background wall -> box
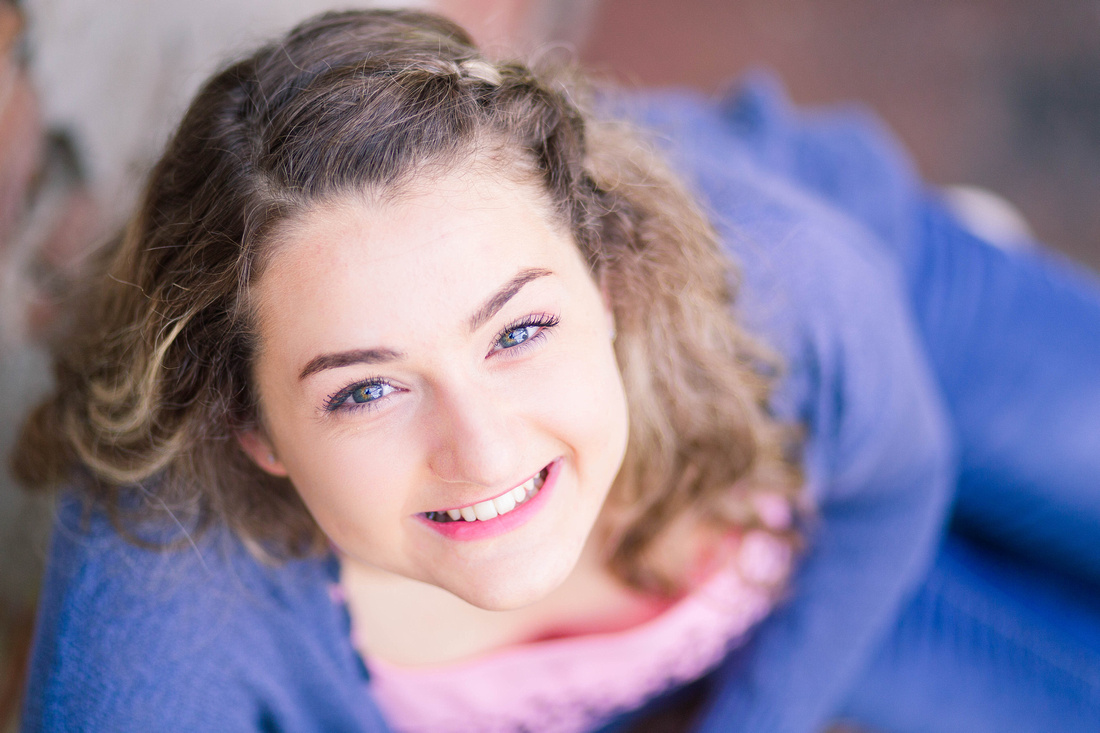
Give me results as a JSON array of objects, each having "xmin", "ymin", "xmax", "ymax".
[
  {"xmin": 582, "ymin": 0, "xmax": 1100, "ymax": 272},
  {"xmin": 2, "ymin": 0, "xmax": 1098, "ymax": 727}
]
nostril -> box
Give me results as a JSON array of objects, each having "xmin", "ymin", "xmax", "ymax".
[{"xmin": 424, "ymin": 389, "xmax": 520, "ymax": 486}]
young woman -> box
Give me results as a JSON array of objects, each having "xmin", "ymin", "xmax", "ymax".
[{"xmin": 14, "ymin": 9, "xmax": 1100, "ymax": 732}]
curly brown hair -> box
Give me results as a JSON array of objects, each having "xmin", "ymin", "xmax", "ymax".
[{"xmin": 12, "ymin": 9, "xmax": 801, "ymax": 594}]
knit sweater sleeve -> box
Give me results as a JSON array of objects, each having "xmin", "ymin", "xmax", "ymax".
[
  {"xmin": 627, "ymin": 83, "xmax": 956, "ymax": 732},
  {"xmin": 22, "ymin": 496, "xmax": 392, "ymax": 733}
]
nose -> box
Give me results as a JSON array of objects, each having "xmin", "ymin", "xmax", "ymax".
[{"xmin": 425, "ymin": 379, "xmax": 525, "ymax": 489}]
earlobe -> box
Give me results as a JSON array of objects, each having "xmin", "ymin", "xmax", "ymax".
[{"xmin": 236, "ymin": 429, "xmax": 289, "ymax": 477}]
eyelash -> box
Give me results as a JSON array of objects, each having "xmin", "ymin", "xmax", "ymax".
[
  {"xmin": 323, "ymin": 312, "xmax": 560, "ymax": 414},
  {"xmin": 487, "ymin": 312, "xmax": 559, "ymax": 357},
  {"xmin": 323, "ymin": 374, "xmax": 394, "ymax": 414}
]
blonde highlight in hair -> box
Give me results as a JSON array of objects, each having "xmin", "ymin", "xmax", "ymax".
[{"xmin": 13, "ymin": 9, "xmax": 801, "ymax": 591}]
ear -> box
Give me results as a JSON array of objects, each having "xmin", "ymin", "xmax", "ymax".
[{"xmin": 236, "ymin": 429, "xmax": 289, "ymax": 477}]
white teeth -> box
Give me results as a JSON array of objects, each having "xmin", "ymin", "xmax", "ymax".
[
  {"xmin": 431, "ymin": 466, "xmax": 550, "ymax": 523},
  {"xmin": 492, "ymin": 491, "xmax": 516, "ymax": 515},
  {"xmin": 473, "ymin": 500, "xmax": 498, "ymax": 521}
]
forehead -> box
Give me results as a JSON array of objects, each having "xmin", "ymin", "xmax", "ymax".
[{"xmin": 251, "ymin": 165, "xmax": 583, "ymax": 348}]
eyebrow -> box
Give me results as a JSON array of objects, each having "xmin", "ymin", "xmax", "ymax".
[
  {"xmin": 467, "ymin": 267, "xmax": 553, "ymax": 333},
  {"xmin": 298, "ymin": 347, "xmax": 404, "ymax": 381},
  {"xmin": 297, "ymin": 267, "xmax": 553, "ymax": 381}
]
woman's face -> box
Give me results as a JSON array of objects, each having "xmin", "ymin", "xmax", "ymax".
[{"xmin": 243, "ymin": 164, "xmax": 630, "ymax": 610}]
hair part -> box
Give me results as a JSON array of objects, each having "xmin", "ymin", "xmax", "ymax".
[{"xmin": 13, "ymin": 9, "xmax": 801, "ymax": 594}]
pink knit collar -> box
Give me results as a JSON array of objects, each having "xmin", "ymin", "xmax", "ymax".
[{"xmin": 361, "ymin": 531, "xmax": 790, "ymax": 733}]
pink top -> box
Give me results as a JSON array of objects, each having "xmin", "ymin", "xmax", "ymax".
[{"xmin": 362, "ymin": 530, "xmax": 791, "ymax": 733}]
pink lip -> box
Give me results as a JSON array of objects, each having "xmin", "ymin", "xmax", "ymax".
[
  {"xmin": 429, "ymin": 468, "xmax": 543, "ymax": 514},
  {"xmin": 416, "ymin": 458, "xmax": 561, "ymax": 541}
]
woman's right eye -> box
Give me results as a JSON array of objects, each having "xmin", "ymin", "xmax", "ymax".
[{"xmin": 326, "ymin": 380, "xmax": 395, "ymax": 413}]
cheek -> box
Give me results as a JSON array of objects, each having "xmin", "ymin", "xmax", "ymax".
[
  {"xmin": 579, "ymin": 351, "xmax": 630, "ymax": 471},
  {"xmin": 272, "ymin": 425, "xmax": 418, "ymax": 549},
  {"xmin": 524, "ymin": 337, "xmax": 629, "ymax": 476}
]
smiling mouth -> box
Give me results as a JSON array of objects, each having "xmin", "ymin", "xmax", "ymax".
[{"xmin": 423, "ymin": 466, "xmax": 550, "ymax": 523}]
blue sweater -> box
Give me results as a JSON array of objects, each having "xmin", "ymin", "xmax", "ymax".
[
  {"xmin": 628, "ymin": 77, "xmax": 952, "ymax": 731},
  {"xmin": 31, "ymin": 76, "xmax": 1087, "ymax": 732}
]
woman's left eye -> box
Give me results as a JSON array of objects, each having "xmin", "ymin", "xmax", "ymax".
[
  {"xmin": 498, "ymin": 325, "xmax": 539, "ymax": 349},
  {"xmin": 491, "ymin": 315, "xmax": 559, "ymax": 354},
  {"xmin": 349, "ymin": 382, "xmax": 394, "ymax": 404}
]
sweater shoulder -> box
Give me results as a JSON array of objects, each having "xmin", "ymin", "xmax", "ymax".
[{"xmin": 23, "ymin": 494, "xmax": 379, "ymax": 732}]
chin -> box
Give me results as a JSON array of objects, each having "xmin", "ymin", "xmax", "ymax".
[{"xmin": 438, "ymin": 548, "xmax": 580, "ymax": 611}]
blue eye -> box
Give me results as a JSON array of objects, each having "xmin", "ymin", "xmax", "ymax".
[
  {"xmin": 498, "ymin": 325, "xmax": 538, "ymax": 349},
  {"xmin": 325, "ymin": 380, "xmax": 395, "ymax": 413},
  {"xmin": 491, "ymin": 314, "xmax": 559, "ymax": 354},
  {"xmin": 350, "ymin": 382, "xmax": 393, "ymax": 404}
]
